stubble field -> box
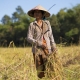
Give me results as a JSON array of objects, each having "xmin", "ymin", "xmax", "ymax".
[{"xmin": 0, "ymin": 45, "xmax": 80, "ymax": 80}]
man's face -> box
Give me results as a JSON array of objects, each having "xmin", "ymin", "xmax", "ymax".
[{"xmin": 34, "ymin": 10, "xmax": 43, "ymax": 19}]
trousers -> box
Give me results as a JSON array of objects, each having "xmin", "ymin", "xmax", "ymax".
[{"xmin": 33, "ymin": 47, "xmax": 48, "ymax": 78}]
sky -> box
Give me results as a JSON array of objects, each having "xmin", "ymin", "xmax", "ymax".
[{"xmin": 0, "ymin": 0, "xmax": 80, "ymax": 23}]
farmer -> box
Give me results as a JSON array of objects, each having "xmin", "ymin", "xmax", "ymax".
[{"xmin": 27, "ymin": 5, "xmax": 56, "ymax": 78}]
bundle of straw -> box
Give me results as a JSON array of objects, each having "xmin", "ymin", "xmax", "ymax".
[{"xmin": 45, "ymin": 50, "xmax": 63, "ymax": 80}]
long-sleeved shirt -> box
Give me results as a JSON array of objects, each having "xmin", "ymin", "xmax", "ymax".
[{"xmin": 27, "ymin": 20, "xmax": 56, "ymax": 54}]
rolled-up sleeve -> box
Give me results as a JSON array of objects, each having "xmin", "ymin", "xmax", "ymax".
[{"xmin": 27, "ymin": 23, "xmax": 37, "ymax": 44}]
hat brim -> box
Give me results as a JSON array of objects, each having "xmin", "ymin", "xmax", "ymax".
[{"xmin": 27, "ymin": 9, "xmax": 50, "ymax": 17}]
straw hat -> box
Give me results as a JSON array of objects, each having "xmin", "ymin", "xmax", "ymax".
[{"xmin": 27, "ymin": 5, "xmax": 50, "ymax": 17}]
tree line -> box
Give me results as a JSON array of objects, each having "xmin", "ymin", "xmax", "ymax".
[{"xmin": 0, "ymin": 4, "xmax": 80, "ymax": 47}]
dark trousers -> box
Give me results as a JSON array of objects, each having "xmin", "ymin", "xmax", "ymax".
[{"xmin": 33, "ymin": 48, "xmax": 47, "ymax": 78}]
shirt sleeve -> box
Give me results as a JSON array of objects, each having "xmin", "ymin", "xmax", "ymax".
[
  {"xmin": 27, "ymin": 23, "xmax": 37, "ymax": 44},
  {"xmin": 47, "ymin": 21, "xmax": 56, "ymax": 48}
]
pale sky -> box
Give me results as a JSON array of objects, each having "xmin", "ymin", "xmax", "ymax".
[{"xmin": 0, "ymin": 0, "xmax": 80, "ymax": 22}]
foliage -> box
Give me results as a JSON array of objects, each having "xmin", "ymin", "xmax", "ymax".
[
  {"xmin": 1, "ymin": 15, "xmax": 11, "ymax": 25},
  {"xmin": 0, "ymin": 4, "xmax": 80, "ymax": 46},
  {"xmin": 65, "ymin": 28, "xmax": 79, "ymax": 37}
]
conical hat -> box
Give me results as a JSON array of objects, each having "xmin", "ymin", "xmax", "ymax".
[{"xmin": 27, "ymin": 5, "xmax": 50, "ymax": 17}]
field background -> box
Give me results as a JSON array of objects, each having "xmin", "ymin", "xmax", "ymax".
[{"xmin": 0, "ymin": 45, "xmax": 80, "ymax": 80}]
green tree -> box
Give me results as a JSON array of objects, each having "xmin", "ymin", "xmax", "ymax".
[
  {"xmin": 12, "ymin": 6, "xmax": 25, "ymax": 23},
  {"xmin": 1, "ymin": 15, "xmax": 11, "ymax": 25}
]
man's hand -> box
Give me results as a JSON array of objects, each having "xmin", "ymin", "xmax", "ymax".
[{"xmin": 51, "ymin": 47, "xmax": 57, "ymax": 52}]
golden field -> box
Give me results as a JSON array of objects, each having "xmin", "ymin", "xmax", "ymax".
[{"xmin": 0, "ymin": 45, "xmax": 80, "ymax": 80}]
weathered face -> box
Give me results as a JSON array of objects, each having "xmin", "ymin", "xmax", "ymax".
[{"xmin": 33, "ymin": 10, "xmax": 43, "ymax": 19}]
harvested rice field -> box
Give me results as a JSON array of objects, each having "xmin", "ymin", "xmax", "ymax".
[{"xmin": 0, "ymin": 45, "xmax": 80, "ymax": 80}]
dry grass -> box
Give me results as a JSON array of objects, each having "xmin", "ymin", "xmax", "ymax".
[
  {"xmin": 59, "ymin": 45, "xmax": 80, "ymax": 80},
  {"xmin": 0, "ymin": 45, "xmax": 80, "ymax": 80},
  {"xmin": 0, "ymin": 47, "xmax": 38, "ymax": 80},
  {"xmin": 45, "ymin": 50, "xmax": 63, "ymax": 80}
]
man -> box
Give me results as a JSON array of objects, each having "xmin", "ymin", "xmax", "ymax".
[{"xmin": 27, "ymin": 5, "xmax": 56, "ymax": 78}]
